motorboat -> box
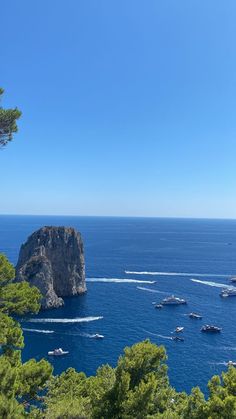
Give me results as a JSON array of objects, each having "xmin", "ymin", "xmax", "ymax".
[
  {"xmin": 48, "ymin": 348, "xmax": 69, "ymax": 356},
  {"xmin": 175, "ymin": 327, "xmax": 184, "ymax": 333},
  {"xmin": 228, "ymin": 361, "xmax": 236, "ymax": 367},
  {"xmin": 161, "ymin": 295, "xmax": 187, "ymax": 305},
  {"xmin": 93, "ymin": 334, "xmax": 104, "ymax": 339},
  {"xmin": 155, "ymin": 304, "xmax": 163, "ymax": 309},
  {"xmin": 201, "ymin": 325, "xmax": 222, "ymax": 333},
  {"xmin": 171, "ymin": 336, "xmax": 184, "ymax": 342},
  {"xmin": 230, "ymin": 277, "xmax": 236, "ymax": 283},
  {"xmin": 189, "ymin": 312, "xmax": 202, "ymax": 319},
  {"xmin": 220, "ymin": 288, "xmax": 236, "ymax": 298}
]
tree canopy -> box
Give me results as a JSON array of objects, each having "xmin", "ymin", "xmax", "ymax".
[
  {"xmin": 42, "ymin": 340, "xmax": 236, "ymax": 419},
  {"xmin": 0, "ymin": 88, "xmax": 21, "ymax": 148},
  {"xmin": 0, "ymin": 254, "xmax": 53, "ymax": 418}
]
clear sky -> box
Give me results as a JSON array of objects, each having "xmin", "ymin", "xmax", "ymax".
[{"xmin": 1, "ymin": 1, "xmax": 236, "ymax": 218}]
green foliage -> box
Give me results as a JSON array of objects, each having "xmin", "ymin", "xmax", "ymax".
[
  {"xmin": 18, "ymin": 358, "xmax": 53, "ymax": 399},
  {"xmin": 0, "ymin": 254, "xmax": 41, "ymax": 316},
  {"xmin": 101, "ymin": 340, "xmax": 169, "ymax": 419},
  {"xmin": 42, "ymin": 341, "xmax": 236, "ymax": 419},
  {"xmin": 0, "ymin": 394, "xmax": 25, "ymax": 419},
  {"xmin": 0, "ymin": 254, "xmax": 52, "ymax": 416},
  {"xmin": 0, "ymin": 253, "xmax": 15, "ymax": 284},
  {"xmin": 203, "ymin": 367, "xmax": 236, "ymax": 418},
  {"xmin": 0, "ymin": 88, "xmax": 21, "ymax": 148},
  {"xmin": 44, "ymin": 340, "xmax": 182, "ymax": 419}
]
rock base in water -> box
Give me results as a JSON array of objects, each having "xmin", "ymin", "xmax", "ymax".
[{"xmin": 16, "ymin": 226, "xmax": 86, "ymax": 309}]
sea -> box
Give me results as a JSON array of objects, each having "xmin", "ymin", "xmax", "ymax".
[{"xmin": 1, "ymin": 215, "xmax": 236, "ymax": 395}]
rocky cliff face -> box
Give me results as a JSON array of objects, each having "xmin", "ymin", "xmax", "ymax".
[{"xmin": 16, "ymin": 226, "xmax": 86, "ymax": 309}]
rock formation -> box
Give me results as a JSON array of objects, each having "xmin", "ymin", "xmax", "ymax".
[{"xmin": 16, "ymin": 226, "xmax": 86, "ymax": 309}]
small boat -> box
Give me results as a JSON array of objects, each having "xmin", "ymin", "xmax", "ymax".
[
  {"xmin": 161, "ymin": 295, "xmax": 187, "ymax": 305},
  {"xmin": 220, "ymin": 288, "xmax": 236, "ymax": 298},
  {"xmin": 93, "ymin": 334, "xmax": 104, "ymax": 339},
  {"xmin": 48, "ymin": 348, "xmax": 69, "ymax": 356},
  {"xmin": 201, "ymin": 325, "xmax": 222, "ymax": 333},
  {"xmin": 228, "ymin": 361, "xmax": 236, "ymax": 367},
  {"xmin": 189, "ymin": 312, "xmax": 202, "ymax": 319},
  {"xmin": 155, "ymin": 304, "xmax": 163, "ymax": 309},
  {"xmin": 175, "ymin": 327, "xmax": 184, "ymax": 333},
  {"xmin": 171, "ymin": 336, "xmax": 184, "ymax": 342},
  {"xmin": 230, "ymin": 277, "xmax": 236, "ymax": 283}
]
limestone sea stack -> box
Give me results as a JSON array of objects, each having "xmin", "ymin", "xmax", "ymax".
[{"xmin": 16, "ymin": 226, "xmax": 86, "ymax": 309}]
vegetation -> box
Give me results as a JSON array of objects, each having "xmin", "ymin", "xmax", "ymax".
[
  {"xmin": 0, "ymin": 88, "xmax": 21, "ymax": 147},
  {"xmin": 0, "ymin": 254, "xmax": 53, "ymax": 418}
]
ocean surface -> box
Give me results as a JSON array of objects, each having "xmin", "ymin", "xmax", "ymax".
[{"xmin": 1, "ymin": 215, "xmax": 236, "ymax": 394}]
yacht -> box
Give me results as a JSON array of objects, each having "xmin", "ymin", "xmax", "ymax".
[
  {"xmin": 201, "ymin": 325, "xmax": 222, "ymax": 333},
  {"xmin": 48, "ymin": 348, "xmax": 69, "ymax": 356},
  {"xmin": 220, "ymin": 288, "xmax": 236, "ymax": 298},
  {"xmin": 189, "ymin": 312, "xmax": 202, "ymax": 319},
  {"xmin": 161, "ymin": 295, "xmax": 187, "ymax": 305},
  {"xmin": 175, "ymin": 327, "xmax": 184, "ymax": 333}
]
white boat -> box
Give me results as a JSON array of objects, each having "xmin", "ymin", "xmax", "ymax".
[
  {"xmin": 93, "ymin": 334, "xmax": 104, "ymax": 339},
  {"xmin": 201, "ymin": 325, "xmax": 222, "ymax": 333},
  {"xmin": 189, "ymin": 312, "xmax": 202, "ymax": 319},
  {"xmin": 230, "ymin": 277, "xmax": 236, "ymax": 283},
  {"xmin": 161, "ymin": 295, "xmax": 187, "ymax": 305},
  {"xmin": 48, "ymin": 348, "xmax": 69, "ymax": 356},
  {"xmin": 220, "ymin": 288, "xmax": 236, "ymax": 298},
  {"xmin": 175, "ymin": 327, "xmax": 184, "ymax": 333},
  {"xmin": 228, "ymin": 361, "xmax": 236, "ymax": 367}
]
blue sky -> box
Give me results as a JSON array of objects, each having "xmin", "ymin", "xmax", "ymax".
[{"xmin": 1, "ymin": 0, "xmax": 236, "ymax": 218}]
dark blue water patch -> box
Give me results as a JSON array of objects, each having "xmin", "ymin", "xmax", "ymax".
[{"xmin": 1, "ymin": 215, "xmax": 236, "ymax": 394}]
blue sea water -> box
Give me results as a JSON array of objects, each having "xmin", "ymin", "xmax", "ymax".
[{"xmin": 1, "ymin": 215, "xmax": 236, "ymax": 394}]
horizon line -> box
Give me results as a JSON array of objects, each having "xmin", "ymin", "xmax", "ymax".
[{"xmin": 0, "ymin": 213, "xmax": 236, "ymax": 221}]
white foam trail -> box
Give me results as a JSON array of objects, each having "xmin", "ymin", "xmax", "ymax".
[
  {"xmin": 87, "ymin": 278, "xmax": 156, "ymax": 284},
  {"xmin": 67, "ymin": 332, "xmax": 104, "ymax": 339},
  {"xmin": 23, "ymin": 328, "xmax": 54, "ymax": 334},
  {"xmin": 221, "ymin": 346, "xmax": 236, "ymax": 351},
  {"xmin": 209, "ymin": 361, "xmax": 227, "ymax": 366},
  {"xmin": 125, "ymin": 270, "xmax": 230, "ymax": 278},
  {"xmin": 27, "ymin": 316, "xmax": 103, "ymax": 324},
  {"xmin": 137, "ymin": 286, "xmax": 165, "ymax": 294},
  {"xmin": 190, "ymin": 279, "xmax": 235, "ymax": 289},
  {"xmin": 143, "ymin": 329, "xmax": 172, "ymax": 340}
]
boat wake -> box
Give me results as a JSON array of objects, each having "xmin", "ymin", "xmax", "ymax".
[
  {"xmin": 22, "ymin": 328, "xmax": 54, "ymax": 334},
  {"xmin": 26, "ymin": 316, "xmax": 103, "ymax": 324},
  {"xmin": 137, "ymin": 286, "xmax": 166, "ymax": 294},
  {"xmin": 209, "ymin": 361, "xmax": 227, "ymax": 366},
  {"xmin": 221, "ymin": 346, "xmax": 236, "ymax": 351},
  {"xmin": 190, "ymin": 279, "xmax": 234, "ymax": 289},
  {"xmin": 65, "ymin": 332, "xmax": 104, "ymax": 339},
  {"xmin": 125, "ymin": 270, "xmax": 230, "ymax": 278},
  {"xmin": 84, "ymin": 333, "xmax": 104, "ymax": 339},
  {"xmin": 143, "ymin": 329, "xmax": 172, "ymax": 340},
  {"xmin": 87, "ymin": 278, "xmax": 156, "ymax": 284}
]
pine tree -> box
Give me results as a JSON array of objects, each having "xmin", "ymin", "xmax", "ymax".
[{"xmin": 0, "ymin": 88, "xmax": 21, "ymax": 148}]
